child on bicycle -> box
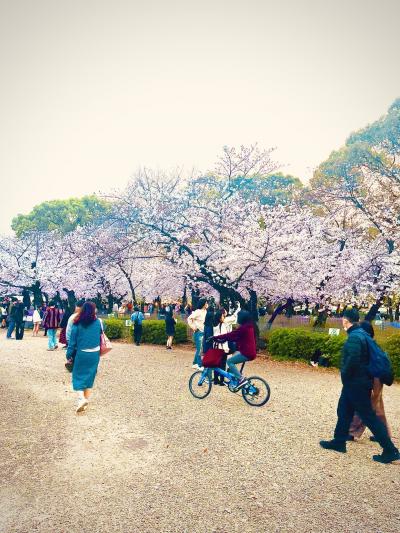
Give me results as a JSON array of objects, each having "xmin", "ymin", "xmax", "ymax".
[{"xmin": 210, "ymin": 310, "xmax": 256, "ymax": 389}]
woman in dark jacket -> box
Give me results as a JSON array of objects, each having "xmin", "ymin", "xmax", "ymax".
[
  {"xmin": 165, "ymin": 308, "xmax": 176, "ymax": 349},
  {"xmin": 15, "ymin": 302, "xmax": 26, "ymax": 340},
  {"xmin": 59, "ymin": 308, "xmax": 72, "ymax": 347},
  {"xmin": 212, "ymin": 310, "xmax": 256, "ymax": 389},
  {"xmin": 202, "ymin": 306, "xmax": 215, "ymax": 354}
]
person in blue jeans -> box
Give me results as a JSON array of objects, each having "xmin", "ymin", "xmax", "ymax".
[
  {"xmin": 6, "ymin": 300, "xmax": 18, "ymax": 339},
  {"xmin": 131, "ymin": 306, "xmax": 145, "ymax": 345},
  {"xmin": 187, "ymin": 298, "xmax": 208, "ymax": 369}
]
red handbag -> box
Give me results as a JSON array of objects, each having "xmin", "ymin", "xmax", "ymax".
[{"xmin": 202, "ymin": 348, "xmax": 225, "ymax": 368}]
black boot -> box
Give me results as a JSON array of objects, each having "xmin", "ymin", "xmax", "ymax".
[
  {"xmin": 319, "ymin": 439, "xmax": 346, "ymax": 453},
  {"xmin": 372, "ymin": 448, "xmax": 400, "ymax": 464}
]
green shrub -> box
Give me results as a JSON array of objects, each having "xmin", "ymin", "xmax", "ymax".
[
  {"xmin": 267, "ymin": 328, "xmax": 346, "ymax": 367},
  {"xmin": 322, "ymin": 335, "xmax": 346, "ymax": 367},
  {"xmin": 382, "ymin": 335, "xmax": 400, "ymax": 379},
  {"xmin": 103, "ymin": 318, "xmax": 124, "ymax": 339},
  {"xmin": 139, "ymin": 320, "xmax": 188, "ymax": 345},
  {"xmin": 267, "ymin": 328, "xmax": 400, "ymax": 378},
  {"xmin": 268, "ymin": 328, "xmax": 328, "ymax": 360}
]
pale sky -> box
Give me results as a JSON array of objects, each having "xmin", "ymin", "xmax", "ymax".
[{"xmin": 0, "ymin": 0, "xmax": 399, "ymax": 233}]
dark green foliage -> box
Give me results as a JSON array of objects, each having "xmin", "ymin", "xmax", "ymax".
[
  {"xmin": 268, "ymin": 329, "xmax": 337, "ymax": 360},
  {"xmin": 12, "ymin": 196, "xmax": 111, "ymax": 237},
  {"xmin": 103, "ymin": 318, "xmax": 188, "ymax": 344},
  {"xmin": 141, "ymin": 320, "xmax": 188, "ymax": 344},
  {"xmin": 267, "ymin": 328, "xmax": 400, "ymax": 378},
  {"xmin": 103, "ymin": 319, "xmax": 124, "ymax": 339},
  {"xmin": 382, "ymin": 335, "xmax": 400, "ymax": 379},
  {"xmin": 230, "ymin": 172, "xmax": 303, "ymax": 206}
]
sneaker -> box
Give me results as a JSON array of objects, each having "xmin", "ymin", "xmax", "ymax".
[
  {"xmin": 310, "ymin": 361, "xmax": 318, "ymax": 367},
  {"xmin": 234, "ymin": 377, "xmax": 249, "ymax": 390},
  {"xmin": 47, "ymin": 348, "xmax": 55, "ymax": 351},
  {"xmin": 198, "ymin": 366, "xmax": 204, "ymax": 371},
  {"xmin": 192, "ymin": 364, "xmax": 199, "ymax": 369},
  {"xmin": 372, "ymin": 448, "xmax": 400, "ymax": 464},
  {"xmin": 319, "ymin": 439, "xmax": 346, "ymax": 453},
  {"xmin": 76, "ymin": 399, "xmax": 89, "ymax": 413}
]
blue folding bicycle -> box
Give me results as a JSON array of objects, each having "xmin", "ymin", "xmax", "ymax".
[{"xmin": 188, "ymin": 361, "xmax": 271, "ymax": 407}]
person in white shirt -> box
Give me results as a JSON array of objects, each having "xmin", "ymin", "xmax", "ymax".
[
  {"xmin": 187, "ymin": 298, "xmax": 208, "ymax": 369},
  {"xmin": 32, "ymin": 308, "xmax": 42, "ymax": 336},
  {"xmin": 1, "ymin": 305, "xmax": 7, "ymax": 328},
  {"xmin": 212, "ymin": 306, "xmax": 239, "ymax": 384}
]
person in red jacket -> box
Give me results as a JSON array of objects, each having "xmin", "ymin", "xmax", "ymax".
[
  {"xmin": 211, "ymin": 310, "xmax": 256, "ymax": 389},
  {"xmin": 43, "ymin": 301, "xmax": 61, "ymax": 351}
]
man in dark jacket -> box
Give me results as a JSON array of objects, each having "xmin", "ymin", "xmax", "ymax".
[
  {"xmin": 14, "ymin": 302, "xmax": 26, "ymax": 340},
  {"xmin": 6, "ymin": 300, "xmax": 18, "ymax": 339},
  {"xmin": 320, "ymin": 308, "xmax": 399, "ymax": 464}
]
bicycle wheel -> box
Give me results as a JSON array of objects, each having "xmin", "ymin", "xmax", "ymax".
[
  {"xmin": 189, "ymin": 370, "xmax": 212, "ymax": 399},
  {"xmin": 241, "ymin": 376, "xmax": 271, "ymax": 407}
]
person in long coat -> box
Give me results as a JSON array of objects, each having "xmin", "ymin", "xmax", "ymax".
[
  {"xmin": 165, "ymin": 308, "xmax": 176, "ymax": 349},
  {"xmin": 66, "ymin": 301, "xmax": 102, "ymax": 413}
]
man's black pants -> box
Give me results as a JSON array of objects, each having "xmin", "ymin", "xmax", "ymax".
[
  {"xmin": 15, "ymin": 321, "xmax": 25, "ymax": 340},
  {"xmin": 134, "ymin": 324, "xmax": 143, "ymax": 345},
  {"xmin": 334, "ymin": 384, "xmax": 396, "ymax": 452}
]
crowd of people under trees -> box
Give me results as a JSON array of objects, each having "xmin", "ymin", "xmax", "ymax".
[{"xmin": 1, "ymin": 101, "xmax": 400, "ymax": 463}]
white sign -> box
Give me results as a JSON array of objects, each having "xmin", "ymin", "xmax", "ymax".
[
  {"xmin": 125, "ymin": 320, "xmax": 132, "ymax": 327},
  {"xmin": 328, "ymin": 328, "xmax": 340, "ymax": 336}
]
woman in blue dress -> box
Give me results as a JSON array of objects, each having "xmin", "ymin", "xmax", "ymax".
[{"xmin": 66, "ymin": 301, "xmax": 102, "ymax": 413}]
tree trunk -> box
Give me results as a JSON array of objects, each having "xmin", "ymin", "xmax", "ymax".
[
  {"xmin": 63, "ymin": 289, "xmax": 76, "ymax": 313},
  {"xmin": 365, "ymin": 301, "xmax": 382, "ymax": 322},
  {"xmin": 387, "ymin": 297, "xmax": 394, "ymax": 322},
  {"xmin": 31, "ymin": 281, "xmax": 43, "ymax": 307},
  {"xmin": 22, "ymin": 288, "xmax": 31, "ymax": 309},
  {"xmin": 191, "ymin": 288, "xmax": 200, "ymax": 309},
  {"xmin": 182, "ymin": 285, "xmax": 187, "ymax": 307},
  {"xmin": 285, "ymin": 298, "xmax": 295, "ymax": 318},
  {"xmin": 107, "ymin": 293, "xmax": 114, "ymax": 313},
  {"xmin": 267, "ymin": 300, "xmax": 290, "ymax": 330}
]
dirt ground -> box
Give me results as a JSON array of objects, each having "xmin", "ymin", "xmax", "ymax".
[{"xmin": 0, "ymin": 333, "xmax": 399, "ymax": 533}]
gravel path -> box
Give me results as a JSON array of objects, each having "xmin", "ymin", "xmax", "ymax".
[{"xmin": 0, "ymin": 333, "xmax": 399, "ymax": 533}]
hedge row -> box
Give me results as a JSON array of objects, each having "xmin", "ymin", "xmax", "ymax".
[
  {"xmin": 266, "ymin": 328, "xmax": 400, "ymax": 378},
  {"xmin": 103, "ymin": 318, "xmax": 188, "ymax": 344}
]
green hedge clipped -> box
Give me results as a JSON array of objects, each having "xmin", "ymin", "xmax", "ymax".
[
  {"xmin": 267, "ymin": 328, "xmax": 400, "ymax": 378},
  {"xmin": 141, "ymin": 320, "xmax": 188, "ymax": 344},
  {"xmin": 382, "ymin": 335, "xmax": 400, "ymax": 379},
  {"xmin": 103, "ymin": 318, "xmax": 188, "ymax": 344},
  {"xmin": 268, "ymin": 328, "xmax": 347, "ymax": 365},
  {"xmin": 103, "ymin": 319, "xmax": 124, "ymax": 339},
  {"xmin": 267, "ymin": 328, "xmax": 346, "ymax": 368}
]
